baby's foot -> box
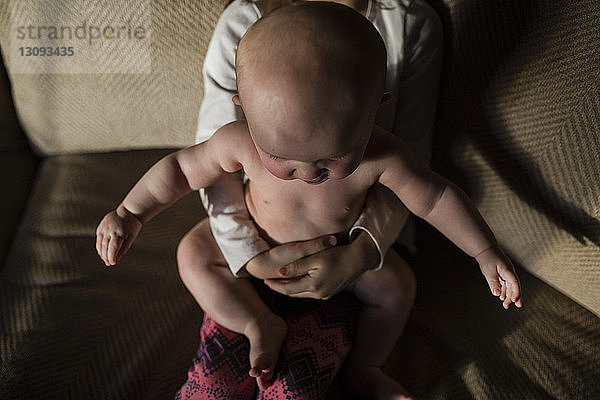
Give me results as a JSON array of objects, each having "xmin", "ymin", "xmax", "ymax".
[
  {"xmin": 244, "ymin": 312, "xmax": 287, "ymax": 390},
  {"xmin": 343, "ymin": 365, "xmax": 414, "ymax": 400}
]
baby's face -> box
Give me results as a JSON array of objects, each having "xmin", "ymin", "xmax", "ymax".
[
  {"xmin": 234, "ymin": 88, "xmax": 374, "ymax": 185},
  {"xmin": 254, "ymin": 129, "xmax": 369, "ymax": 185}
]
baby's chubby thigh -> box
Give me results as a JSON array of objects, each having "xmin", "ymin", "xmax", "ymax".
[
  {"xmin": 177, "ymin": 218, "xmax": 229, "ymax": 277},
  {"xmin": 347, "ymin": 249, "xmax": 416, "ymax": 313},
  {"xmin": 176, "ymin": 218, "xmax": 236, "ymax": 307}
]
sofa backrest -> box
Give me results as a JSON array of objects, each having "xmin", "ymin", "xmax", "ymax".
[{"xmin": 0, "ymin": 0, "xmax": 228, "ymax": 155}]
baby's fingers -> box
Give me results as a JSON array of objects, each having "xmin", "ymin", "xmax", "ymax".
[
  {"xmin": 499, "ymin": 268, "xmax": 523, "ymax": 309},
  {"xmin": 481, "ymin": 268, "xmax": 502, "ymax": 297},
  {"xmin": 116, "ymin": 235, "xmax": 134, "ymax": 262},
  {"xmin": 514, "ymin": 297, "xmax": 523, "ymax": 308},
  {"xmin": 502, "ymin": 281, "xmax": 511, "ymax": 309},
  {"xmin": 508, "ymin": 281, "xmax": 523, "ymax": 308},
  {"xmin": 107, "ymin": 234, "xmax": 125, "ymax": 266},
  {"xmin": 486, "ymin": 275, "xmax": 502, "ymax": 297},
  {"xmin": 501, "ymin": 280, "xmax": 523, "ymax": 309},
  {"xmin": 96, "ymin": 232, "xmax": 104, "ymax": 259},
  {"xmin": 100, "ymin": 234, "xmax": 111, "ymax": 266}
]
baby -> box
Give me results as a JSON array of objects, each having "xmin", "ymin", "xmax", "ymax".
[{"xmin": 96, "ymin": 3, "xmax": 522, "ymax": 399}]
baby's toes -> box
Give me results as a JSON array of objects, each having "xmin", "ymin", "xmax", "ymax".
[
  {"xmin": 250, "ymin": 354, "xmax": 274, "ymax": 389},
  {"xmin": 250, "ymin": 354, "xmax": 271, "ymax": 376},
  {"xmin": 257, "ymin": 372, "xmax": 274, "ymax": 391}
]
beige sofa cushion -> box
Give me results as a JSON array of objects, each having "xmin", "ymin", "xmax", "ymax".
[{"xmin": 0, "ymin": 1, "xmax": 228, "ymax": 155}]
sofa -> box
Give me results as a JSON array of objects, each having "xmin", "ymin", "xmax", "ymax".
[{"xmin": 1, "ymin": 0, "xmax": 599, "ymax": 399}]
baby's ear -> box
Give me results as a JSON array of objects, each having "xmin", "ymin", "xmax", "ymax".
[
  {"xmin": 232, "ymin": 94, "xmax": 241, "ymax": 105},
  {"xmin": 380, "ymin": 91, "xmax": 392, "ymax": 105}
]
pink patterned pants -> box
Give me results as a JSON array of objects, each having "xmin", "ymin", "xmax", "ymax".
[{"xmin": 175, "ymin": 284, "xmax": 359, "ymax": 400}]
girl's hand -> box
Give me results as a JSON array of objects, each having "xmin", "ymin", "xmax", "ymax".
[
  {"xmin": 257, "ymin": 231, "xmax": 379, "ymax": 300},
  {"xmin": 96, "ymin": 206, "xmax": 142, "ymax": 266},
  {"xmin": 245, "ymin": 233, "xmax": 338, "ymax": 279},
  {"xmin": 476, "ymin": 245, "xmax": 523, "ymax": 309}
]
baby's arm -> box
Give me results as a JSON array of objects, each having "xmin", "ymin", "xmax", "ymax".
[
  {"xmin": 377, "ymin": 131, "xmax": 522, "ymax": 309},
  {"xmin": 96, "ymin": 123, "xmax": 245, "ymax": 266}
]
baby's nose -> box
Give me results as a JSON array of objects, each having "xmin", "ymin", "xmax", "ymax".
[{"xmin": 296, "ymin": 165, "xmax": 327, "ymax": 180}]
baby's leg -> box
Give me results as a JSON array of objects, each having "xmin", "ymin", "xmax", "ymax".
[
  {"xmin": 177, "ymin": 219, "xmax": 287, "ymax": 390},
  {"xmin": 344, "ymin": 249, "xmax": 416, "ymax": 400}
]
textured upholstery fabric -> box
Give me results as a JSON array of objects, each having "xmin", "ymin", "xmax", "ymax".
[
  {"xmin": 0, "ymin": 149, "xmax": 38, "ymax": 264},
  {"xmin": 1, "ymin": 0, "xmax": 600, "ymax": 398},
  {"xmin": 0, "ymin": 48, "xmax": 26, "ymax": 149},
  {"xmin": 1, "ymin": 150, "xmax": 207, "ymax": 399},
  {"xmin": 429, "ymin": 0, "xmax": 600, "ymax": 315},
  {"xmin": 0, "ymin": 49, "xmax": 38, "ymax": 264},
  {"xmin": 391, "ymin": 227, "xmax": 600, "ymax": 399},
  {"xmin": 0, "ymin": 0, "xmax": 228, "ymax": 155}
]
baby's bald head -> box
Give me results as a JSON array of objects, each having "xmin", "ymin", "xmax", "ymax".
[
  {"xmin": 236, "ymin": 1, "xmax": 386, "ymax": 93},
  {"xmin": 235, "ymin": 2, "xmax": 387, "ymax": 156}
]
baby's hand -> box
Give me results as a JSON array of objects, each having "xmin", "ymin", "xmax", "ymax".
[
  {"xmin": 95, "ymin": 206, "xmax": 142, "ymax": 266},
  {"xmin": 475, "ymin": 245, "xmax": 523, "ymax": 309}
]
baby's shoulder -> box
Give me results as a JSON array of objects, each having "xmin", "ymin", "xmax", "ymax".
[
  {"xmin": 212, "ymin": 120, "xmax": 253, "ymax": 146},
  {"xmin": 360, "ymin": 127, "xmax": 418, "ymax": 176},
  {"xmin": 211, "ymin": 121, "xmax": 257, "ymax": 163}
]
